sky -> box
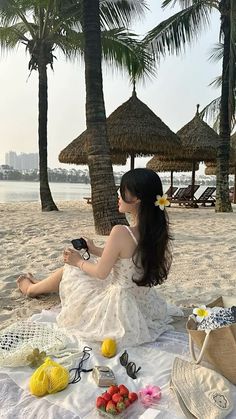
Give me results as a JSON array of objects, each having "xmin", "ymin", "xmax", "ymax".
[{"xmin": 0, "ymin": 1, "xmax": 221, "ymax": 174}]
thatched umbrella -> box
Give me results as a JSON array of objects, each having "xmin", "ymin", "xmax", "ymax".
[
  {"xmin": 205, "ymin": 162, "xmax": 235, "ymax": 175},
  {"xmin": 147, "ymin": 155, "xmax": 199, "ymax": 196},
  {"xmin": 59, "ymin": 131, "xmax": 127, "ymax": 165},
  {"xmin": 106, "ymin": 90, "xmax": 180, "ymax": 168},
  {"xmin": 176, "ymin": 104, "xmax": 219, "ymax": 200},
  {"xmin": 59, "ymin": 89, "xmax": 181, "ymax": 170}
]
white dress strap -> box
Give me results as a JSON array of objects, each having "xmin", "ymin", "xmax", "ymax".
[{"xmin": 124, "ymin": 226, "xmax": 138, "ymax": 246}]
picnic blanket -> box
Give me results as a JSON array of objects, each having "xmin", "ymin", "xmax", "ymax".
[{"xmin": 0, "ymin": 308, "xmax": 236, "ymax": 418}]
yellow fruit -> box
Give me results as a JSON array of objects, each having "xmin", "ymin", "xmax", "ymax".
[
  {"xmin": 29, "ymin": 357, "xmax": 69, "ymax": 396},
  {"xmin": 101, "ymin": 338, "xmax": 117, "ymax": 358},
  {"xmin": 48, "ymin": 366, "xmax": 69, "ymax": 394},
  {"xmin": 29, "ymin": 369, "xmax": 49, "ymax": 396}
]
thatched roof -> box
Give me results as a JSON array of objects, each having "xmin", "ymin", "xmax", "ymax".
[
  {"xmin": 105, "ymin": 90, "xmax": 180, "ymax": 155},
  {"xmin": 205, "ymin": 161, "xmax": 235, "ymax": 176},
  {"xmin": 59, "ymin": 91, "xmax": 181, "ymax": 165},
  {"xmin": 176, "ymin": 105, "xmax": 219, "ymax": 161},
  {"xmin": 59, "ymin": 131, "xmax": 127, "ymax": 165},
  {"xmin": 147, "ymin": 155, "xmax": 199, "ymax": 172}
]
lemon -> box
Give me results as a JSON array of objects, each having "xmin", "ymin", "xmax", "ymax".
[
  {"xmin": 101, "ymin": 338, "xmax": 117, "ymax": 358},
  {"xmin": 48, "ymin": 366, "xmax": 69, "ymax": 394},
  {"xmin": 29, "ymin": 369, "xmax": 49, "ymax": 396}
]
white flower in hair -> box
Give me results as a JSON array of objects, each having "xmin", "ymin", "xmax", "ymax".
[
  {"xmin": 193, "ymin": 305, "xmax": 212, "ymax": 323},
  {"xmin": 154, "ymin": 194, "xmax": 170, "ymax": 210}
]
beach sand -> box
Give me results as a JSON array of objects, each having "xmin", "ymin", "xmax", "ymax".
[{"xmin": 1, "ymin": 200, "xmax": 236, "ymax": 332}]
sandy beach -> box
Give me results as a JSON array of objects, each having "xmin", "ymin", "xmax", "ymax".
[{"xmin": 1, "ymin": 200, "xmax": 236, "ymax": 331}]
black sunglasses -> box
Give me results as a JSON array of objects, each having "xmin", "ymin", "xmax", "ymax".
[{"xmin": 119, "ymin": 350, "xmax": 141, "ymax": 379}]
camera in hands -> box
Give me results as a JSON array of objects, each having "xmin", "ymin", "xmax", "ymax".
[{"xmin": 71, "ymin": 237, "xmax": 90, "ymax": 260}]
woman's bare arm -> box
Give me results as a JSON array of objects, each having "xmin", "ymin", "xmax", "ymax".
[
  {"xmin": 65, "ymin": 225, "xmax": 125, "ymax": 279},
  {"xmin": 85, "ymin": 238, "xmax": 104, "ymax": 257}
]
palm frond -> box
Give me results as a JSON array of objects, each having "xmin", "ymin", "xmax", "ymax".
[
  {"xmin": 0, "ymin": 23, "xmax": 29, "ymax": 50},
  {"xmin": 162, "ymin": 0, "xmax": 219, "ymax": 10},
  {"xmin": 101, "ymin": 28, "xmax": 156, "ymax": 82},
  {"xmin": 0, "ymin": 0, "xmax": 36, "ymax": 37},
  {"xmin": 52, "ymin": 29, "xmax": 84, "ymax": 60},
  {"xmin": 200, "ymin": 96, "xmax": 220, "ymax": 130},
  {"xmin": 100, "ymin": 0, "xmax": 148, "ymax": 30},
  {"xmin": 209, "ymin": 75, "xmax": 222, "ymax": 88},
  {"xmin": 208, "ymin": 42, "xmax": 223, "ymax": 62},
  {"xmin": 200, "ymin": 95, "xmax": 236, "ymax": 132},
  {"xmin": 144, "ymin": 1, "xmax": 213, "ymax": 57}
]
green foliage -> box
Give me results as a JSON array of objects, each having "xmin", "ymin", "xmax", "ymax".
[
  {"xmin": 144, "ymin": 0, "xmax": 236, "ymax": 129},
  {"xmin": 0, "ymin": 0, "xmax": 154, "ymax": 80},
  {"xmin": 144, "ymin": 1, "xmax": 214, "ymax": 56}
]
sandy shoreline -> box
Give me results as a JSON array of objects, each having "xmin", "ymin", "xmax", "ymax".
[{"xmin": 1, "ymin": 200, "xmax": 236, "ymax": 331}]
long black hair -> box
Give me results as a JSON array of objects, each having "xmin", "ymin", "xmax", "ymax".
[{"xmin": 120, "ymin": 168, "xmax": 172, "ymax": 287}]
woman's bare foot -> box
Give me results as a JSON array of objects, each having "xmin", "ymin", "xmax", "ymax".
[
  {"xmin": 25, "ymin": 272, "xmax": 39, "ymax": 284},
  {"xmin": 16, "ymin": 272, "xmax": 39, "ymax": 285},
  {"xmin": 17, "ymin": 275, "xmax": 35, "ymax": 297}
]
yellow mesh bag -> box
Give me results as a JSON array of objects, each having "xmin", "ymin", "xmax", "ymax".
[{"xmin": 29, "ymin": 357, "xmax": 69, "ymax": 396}]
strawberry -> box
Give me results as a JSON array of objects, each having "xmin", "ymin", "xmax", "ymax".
[
  {"xmin": 116, "ymin": 401, "xmax": 125, "ymax": 413},
  {"xmin": 102, "ymin": 392, "xmax": 112, "ymax": 402},
  {"xmin": 96, "ymin": 396, "xmax": 107, "ymax": 411},
  {"xmin": 118, "ymin": 384, "xmax": 129, "ymax": 397},
  {"xmin": 107, "ymin": 385, "xmax": 119, "ymax": 396},
  {"xmin": 112, "ymin": 393, "xmax": 123, "ymax": 404},
  {"xmin": 106, "ymin": 401, "xmax": 117, "ymax": 415},
  {"xmin": 124, "ymin": 399, "xmax": 131, "ymax": 408},
  {"xmin": 128, "ymin": 392, "xmax": 138, "ymax": 403}
]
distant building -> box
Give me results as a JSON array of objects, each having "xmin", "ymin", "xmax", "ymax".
[{"xmin": 5, "ymin": 151, "xmax": 39, "ymax": 170}]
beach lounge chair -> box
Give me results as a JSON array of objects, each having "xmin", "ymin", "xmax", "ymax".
[
  {"xmin": 178, "ymin": 186, "xmax": 216, "ymax": 207},
  {"xmin": 169, "ymin": 187, "xmax": 188, "ymax": 202},
  {"xmin": 195, "ymin": 186, "xmax": 216, "ymax": 206},
  {"xmin": 165, "ymin": 186, "xmax": 178, "ymax": 198},
  {"xmin": 170, "ymin": 185, "xmax": 200, "ymax": 204}
]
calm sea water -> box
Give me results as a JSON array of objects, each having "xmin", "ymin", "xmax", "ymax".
[
  {"xmin": 0, "ymin": 181, "xmax": 208, "ymax": 203},
  {"xmin": 0, "ymin": 181, "xmax": 91, "ymax": 203}
]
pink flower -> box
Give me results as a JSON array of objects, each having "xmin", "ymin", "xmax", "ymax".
[{"xmin": 138, "ymin": 385, "xmax": 162, "ymax": 406}]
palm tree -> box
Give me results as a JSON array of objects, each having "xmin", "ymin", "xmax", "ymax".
[
  {"xmin": 144, "ymin": 0, "xmax": 236, "ymax": 212},
  {"xmin": 0, "ymin": 0, "xmax": 150, "ymax": 212},
  {"xmin": 82, "ymin": 0, "xmax": 127, "ymax": 234},
  {"xmin": 0, "ymin": 0, "xmax": 79, "ymax": 210}
]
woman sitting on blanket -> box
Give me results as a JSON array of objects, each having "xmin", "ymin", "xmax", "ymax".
[{"xmin": 17, "ymin": 168, "xmax": 174, "ymax": 346}]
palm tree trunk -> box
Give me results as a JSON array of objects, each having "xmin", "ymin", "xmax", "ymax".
[
  {"xmin": 82, "ymin": 0, "xmax": 127, "ymax": 235},
  {"xmin": 215, "ymin": 0, "xmax": 232, "ymax": 212},
  {"xmin": 38, "ymin": 52, "xmax": 58, "ymax": 212}
]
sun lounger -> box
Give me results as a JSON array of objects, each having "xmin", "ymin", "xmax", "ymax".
[
  {"xmin": 178, "ymin": 186, "xmax": 216, "ymax": 208},
  {"xmin": 165, "ymin": 186, "xmax": 178, "ymax": 198},
  {"xmin": 169, "ymin": 187, "xmax": 188, "ymax": 201},
  {"xmin": 195, "ymin": 186, "xmax": 216, "ymax": 206},
  {"xmin": 170, "ymin": 185, "xmax": 200, "ymax": 205}
]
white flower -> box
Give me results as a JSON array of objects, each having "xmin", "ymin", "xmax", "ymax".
[
  {"xmin": 154, "ymin": 194, "xmax": 170, "ymax": 210},
  {"xmin": 193, "ymin": 305, "xmax": 212, "ymax": 323}
]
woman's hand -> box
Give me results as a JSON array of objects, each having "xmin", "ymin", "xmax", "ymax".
[
  {"xmin": 84, "ymin": 237, "xmax": 104, "ymax": 257},
  {"xmin": 63, "ymin": 248, "xmax": 82, "ymax": 267},
  {"xmin": 84, "ymin": 237, "xmax": 96, "ymax": 254}
]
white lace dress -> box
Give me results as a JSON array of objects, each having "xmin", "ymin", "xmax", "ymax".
[{"xmin": 57, "ymin": 227, "xmax": 174, "ymax": 347}]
